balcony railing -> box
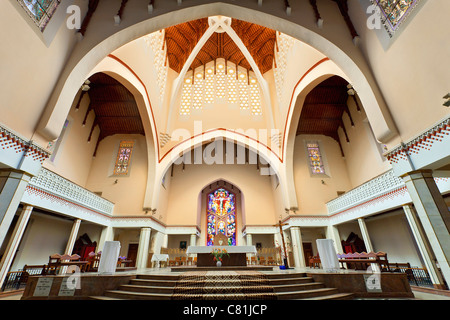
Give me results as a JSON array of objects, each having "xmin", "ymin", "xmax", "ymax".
[{"xmin": 27, "ymin": 167, "xmax": 114, "ymax": 217}]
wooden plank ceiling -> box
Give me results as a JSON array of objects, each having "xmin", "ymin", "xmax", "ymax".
[
  {"xmin": 164, "ymin": 18, "xmax": 277, "ymax": 74},
  {"xmin": 297, "ymin": 76, "xmax": 352, "ymax": 154},
  {"xmin": 86, "ymin": 73, "xmax": 145, "ymax": 153}
]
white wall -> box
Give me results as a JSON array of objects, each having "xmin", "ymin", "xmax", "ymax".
[
  {"xmin": 43, "ymin": 90, "xmax": 99, "ymax": 187},
  {"xmin": 293, "ymin": 135, "xmax": 353, "ymax": 214},
  {"xmin": 366, "ymin": 211, "xmax": 423, "ymax": 268},
  {"xmin": 11, "ymin": 213, "xmax": 73, "ymax": 270},
  {"xmin": 85, "ymin": 134, "xmax": 148, "ymax": 216},
  {"xmin": 351, "ymin": 0, "xmax": 450, "ymax": 142}
]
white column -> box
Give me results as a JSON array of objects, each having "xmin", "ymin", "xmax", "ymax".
[
  {"xmin": 402, "ymin": 170, "xmax": 450, "ymax": 285},
  {"xmin": 358, "ymin": 218, "xmax": 379, "ymax": 272},
  {"xmin": 246, "ymin": 233, "xmax": 253, "ymax": 263},
  {"xmin": 98, "ymin": 226, "xmax": 114, "ymax": 252},
  {"xmin": 162, "ymin": 233, "xmax": 169, "ymax": 249},
  {"xmin": 358, "ymin": 218, "xmax": 374, "ymax": 252},
  {"xmin": 246, "ymin": 233, "xmax": 253, "ymax": 246},
  {"xmin": 64, "ymin": 219, "xmax": 81, "ymax": 255},
  {"xmin": 0, "ymin": 205, "xmax": 33, "ymax": 289},
  {"xmin": 403, "ymin": 204, "xmax": 447, "ymax": 289},
  {"xmin": 326, "ymin": 225, "xmax": 344, "ymax": 254},
  {"xmin": 136, "ymin": 228, "xmax": 151, "ymax": 269},
  {"xmin": 0, "ymin": 170, "xmax": 32, "ymax": 250},
  {"xmin": 190, "ymin": 234, "xmax": 197, "ymax": 247},
  {"xmin": 290, "ymin": 227, "xmax": 305, "ymax": 268}
]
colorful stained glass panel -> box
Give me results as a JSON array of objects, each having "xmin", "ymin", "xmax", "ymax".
[
  {"xmin": 374, "ymin": 0, "xmax": 418, "ymax": 34},
  {"xmin": 18, "ymin": 0, "xmax": 61, "ymax": 31},
  {"xmin": 207, "ymin": 188, "xmax": 236, "ymax": 246},
  {"xmin": 113, "ymin": 141, "xmax": 134, "ymax": 176},
  {"xmin": 307, "ymin": 143, "xmax": 325, "ymax": 174}
]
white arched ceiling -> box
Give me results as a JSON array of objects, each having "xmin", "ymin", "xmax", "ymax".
[
  {"xmin": 165, "ymin": 15, "xmax": 275, "ymax": 134},
  {"xmin": 88, "ymin": 56, "xmax": 158, "ymax": 210},
  {"xmin": 35, "ymin": 2, "xmax": 400, "ymax": 212},
  {"xmin": 37, "ymin": 2, "xmax": 397, "ymax": 148}
]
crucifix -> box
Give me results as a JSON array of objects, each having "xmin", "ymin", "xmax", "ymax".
[{"xmin": 274, "ymin": 220, "xmax": 291, "ymax": 269}]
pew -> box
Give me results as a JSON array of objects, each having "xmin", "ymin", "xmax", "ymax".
[{"xmin": 337, "ymin": 252, "xmax": 391, "ymax": 272}]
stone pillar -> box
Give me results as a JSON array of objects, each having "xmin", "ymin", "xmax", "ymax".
[
  {"xmin": 190, "ymin": 234, "xmax": 197, "ymax": 247},
  {"xmin": 0, "ymin": 205, "xmax": 33, "ymax": 289},
  {"xmin": 358, "ymin": 218, "xmax": 379, "ymax": 272},
  {"xmin": 98, "ymin": 226, "xmax": 114, "ymax": 253},
  {"xmin": 246, "ymin": 233, "xmax": 253, "ymax": 263},
  {"xmin": 64, "ymin": 219, "xmax": 81, "ymax": 256},
  {"xmin": 162, "ymin": 233, "xmax": 169, "ymax": 249},
  {"xmin": 358, "ymin": 218, "xmax": 374, "ymax": 252},
  {"xmin": 290, "ymin": 227, "xmax": 305, "ymax": 268},
  {"xmin": 274, "ymin": 232, "xmax": 283, "ymax": 265},
  {"xmin": 401, "ymin": 170, "xmax": 450, "ymax": 285},
  {"xmin": 246, "ymin": 233, "xmax": 253, "ymax": 246},
  {"xmin": 136, "ymin": 228, "xmax": 151, "ymax": 269},
  {"xmin": 0, "ymin": 170, "xmax": 33, "ymax": 250},
  {"xmin": 326, "ymin": 225, "xmax": 344, "ymax": 254},
  {"xmin": 403, "ymin": 204, "xmax": 447, "ymax": 289}
]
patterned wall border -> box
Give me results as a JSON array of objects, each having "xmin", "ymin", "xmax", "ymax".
[{"xmin": 385, "ymin": 115, "xmax": 450, "ymax": 164}]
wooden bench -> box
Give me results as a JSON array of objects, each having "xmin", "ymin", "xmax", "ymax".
[{"xmin": 337, "ymin": 252, "xmax": 391, "ymax": 272}]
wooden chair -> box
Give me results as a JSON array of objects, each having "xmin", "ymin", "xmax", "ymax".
[
  {"xmin": 193, "ymin": 257, "xmax": 197, "ymax": 265},
  {"xmin": 180, "ymin": 256, "xmax": 187, "ymax": 266},
  {"xmin": 175, "ymin": 257, "xmax": 182, "ymax": 266},
  {"xmin": 187, "ymin": 257, "xmax": 193, "ymax": 266},
  {"xmin": 168, "ymin": 257, "xmax": 176, "ymax": 267},
  {"xmin": 250, "ymin": 256, "xmax": 257, "ymax": 265},
  {"xmin": 267, "ymin": 256, "xmax": 274, "ymax": 265},
  {"xmin": 259, "ymin": 257, "xmax": 266, "ymax": 265}
]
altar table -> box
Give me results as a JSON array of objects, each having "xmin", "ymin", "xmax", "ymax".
[{"xmin": 186, "ymin": 246, "xmax": 257, "ymax": 267}]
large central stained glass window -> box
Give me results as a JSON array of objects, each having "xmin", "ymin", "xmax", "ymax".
[{"xmin": 207, "ymin": 188, "xmax": 236, "ymax": 246}]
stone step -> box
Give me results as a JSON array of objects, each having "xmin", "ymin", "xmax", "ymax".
[
  {"xmin": 272, "ymin": 282, "xmax": 326, "ymax": 293},
  {"xmin": 276, "ymin": 287, "xmax": 340, "ymax": 300},
  {"xmin": 267, "ymin": 276, "xmax": 315, "ymax": 285},
  {"xmin": 173, "ymin": 286, "xmax": 275, "ymax": 294},
  {"xmin": 130, "ymin": 279, "xmax": 178, "ymax": 287},
  {"xmin": 301, "ymin": 293, "xmax": 355, "ymax": 300},
  {"xmin": 104, "ymin": 290, "xmax": 172, "ymax": 300},
  {"xmin": 119, "ymin": 284, "xmax": 174, "ymax": 294},
  {"xmin": 136, "ymin": 274, "xmax": 179, "ymax": 281},
  {"xmin": 264, "ymin": 272, "xmax": 307, "ymax": 279},
  {"xmin": 89, "ymin": 296, "xmax": 122, "ymax": 300}
]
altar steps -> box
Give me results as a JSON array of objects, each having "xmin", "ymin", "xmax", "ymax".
[{"xmin": 91, "ymin": 272, "xmax": 354, "ymax": 300}]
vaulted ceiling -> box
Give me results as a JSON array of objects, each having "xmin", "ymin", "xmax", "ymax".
[
  {"xmin": 297, "ymin": 76, "xmax": 353, "ymax": 155},
  {"xmin": 85, "ymin": 73, "xmax": 145, "ymax": 154},
  {"xmin": 164, "ymin": 18, "xmax": 277, "ymax": 74}
]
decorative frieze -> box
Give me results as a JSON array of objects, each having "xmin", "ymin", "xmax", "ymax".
[
  {"xmin": 0, "ymin": 123, "xmax": 51, "ymax": 175},
  {"xmin": 385, "ymin": 115, "xmax": 450, "ymax": 176},
  {"xmin": 23, "ymin": 168, "xmax": 114, "ymax": 224}
]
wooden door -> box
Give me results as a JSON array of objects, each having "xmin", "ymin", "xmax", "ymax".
[
  {"xmin": 127, "ymin": 244, "xmax": 139, "ymax": 267},
  {"xmin": 303, "ymin": 243, "xmax": 314, "ymax": 267}
]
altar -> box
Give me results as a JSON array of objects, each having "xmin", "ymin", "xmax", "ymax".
[{"xmin": 186, "ymin": 246, "xmax": 257, "ymax": 267}]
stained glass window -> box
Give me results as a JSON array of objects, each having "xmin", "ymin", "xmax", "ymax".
[
  {"xmin": 207, "ymin": 188, "xmax": 236, "ymax": 246},
  {"xmin": 374, "ymin": 0, "xmax": 419, "ymax": 36},
  {"xmin": 18, "ymin": 0, "xmax": 61, "ymax": 31},
  {"xmin": 307, "ymin": 142, "xmax": 325, "ymax": 175},
  {"xmin": 113, "ymin": 141, "xmax": 134, "ymax": 176}
]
